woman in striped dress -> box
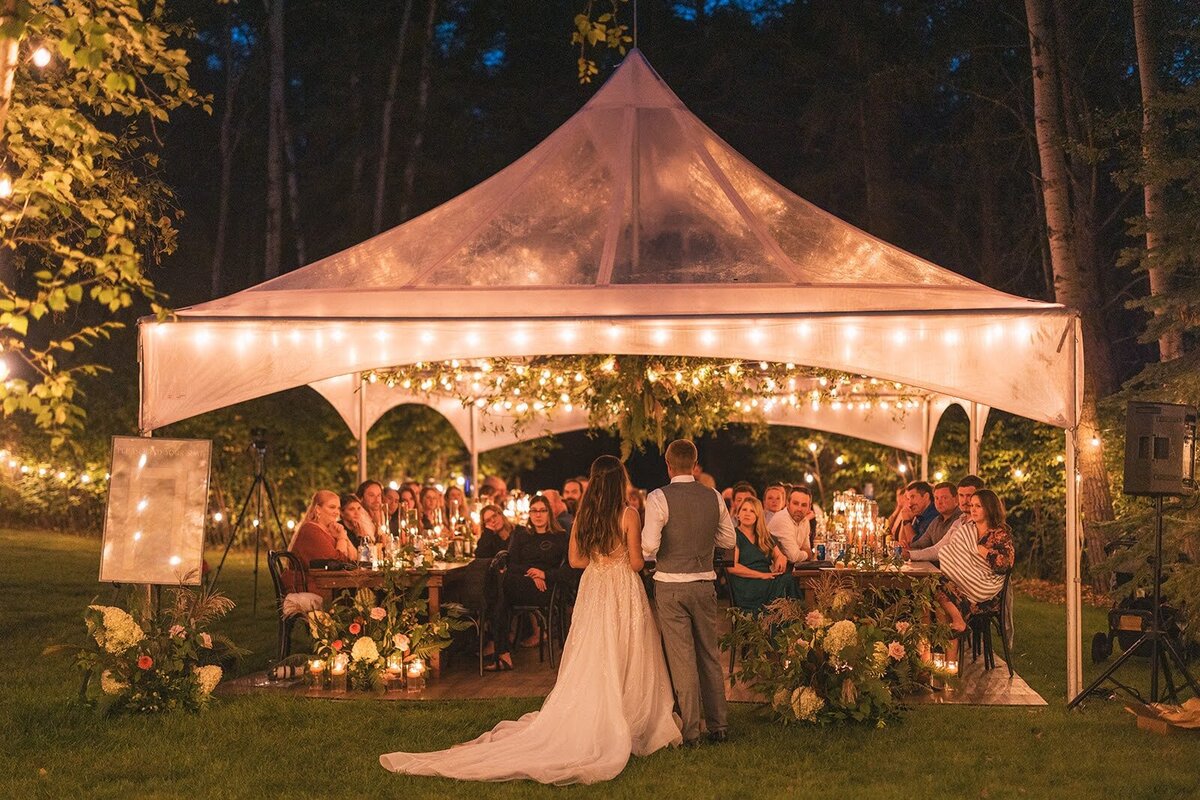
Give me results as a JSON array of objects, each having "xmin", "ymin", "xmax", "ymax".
[{"xmin": 934, "ymin": 489, "xmax": 1014, "ymax": 636}]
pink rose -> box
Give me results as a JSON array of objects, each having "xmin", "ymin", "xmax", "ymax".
[
  {"xmin": 370, "ymin": 607, "xmax": 387, "ymax": 621},
  {"xmin": 805, "ymin": 610, "xmax": 826, "ymax": 628},
  {"xmin": 348, "ymin": 623, "xmax": 361, "ymax": 635},
  {"xmin": 887, "ymin": 641, "xmax": 906, "ymax": 661},
  {"xmin": 137, "ymin": 655, "xmax": 153, "ymax": 670},
  {"xmin": 199, "ymin": 632, "xmax": 213, "ymax": 649},
  {"xmin": 169, "ymin": 624, "xmax": 186, "ymax": 638},
  {"xmin": 895, "ymin": 621, "xmax": 911, "ymax": 635},
  {"xmin": 393, "ymin": 633, "xmax": 410, "ymax": 652}
]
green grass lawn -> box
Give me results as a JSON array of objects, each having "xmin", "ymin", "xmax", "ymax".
[{"xmin": 2, "ymin": 528, "xmax": 1198, "ymax": 799}]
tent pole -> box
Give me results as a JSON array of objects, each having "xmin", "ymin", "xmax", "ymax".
[
  {"xmin": 968, "ymin": 401, "xmax": 980, "ymax": 475},
  {"xmin": 469, "ymin": 403, "xmax": 479, "ymax": 499},
  {"xmin": 920, "ymin": 398, "xmax": 931, "ymax": 481},
  {"xmin": 357, "ymin": 374, "xmax": 368, "ymax": 483},
  {"xmin": 1065, "ymin": 321, "xmax": 1083, "ymax": 701}
]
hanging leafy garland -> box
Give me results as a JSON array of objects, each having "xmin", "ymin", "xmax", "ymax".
[{"xmin": 367, "ymin": 357, "xmax": 922, "ymax": 458}]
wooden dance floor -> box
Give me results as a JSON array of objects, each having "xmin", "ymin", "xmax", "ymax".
[{"xmin": 221, "ymin": 639, "xmax": 1045, "ymax": 706}]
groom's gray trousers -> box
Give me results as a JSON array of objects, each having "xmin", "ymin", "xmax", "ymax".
[{"xmin": 654, "ymin": 580, "xmax": 728, "ymax": 741}]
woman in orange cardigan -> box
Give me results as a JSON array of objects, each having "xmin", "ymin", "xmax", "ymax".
[{"xmin": 289, "ymin": 490, "xmax": 356, "ymax": 600}]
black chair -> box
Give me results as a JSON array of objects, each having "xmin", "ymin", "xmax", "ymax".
[
  {"xmin": 445, "ymin": 557, "xmax": 491, "ymax": 676},
  {"xmin": 266, "ymin": 550, "xmax": 309, "ymax": 661},
  {"xmin": 547, "ymin": 579, "xmax": 579, "ymax": 667},
  {"xmin": 491, "ymin": 550, "xmax": 555, "ymax": 666},
  {"xmin": 969, "ymin": 573, "xmax": 1014, "ymax": 678}
]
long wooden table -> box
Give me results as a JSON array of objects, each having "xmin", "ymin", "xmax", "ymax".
[
  {"xmin": 310, "ymin": 561, "xmax": 471, "ymax": 677},
  {"xmin": 793, "ymin": 561, "xmax": 941, "ymax": 606}
]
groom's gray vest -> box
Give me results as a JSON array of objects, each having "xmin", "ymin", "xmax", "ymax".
[{"xmin": 656, "ymin": 481, "xmax": 719, "ymax": 574}]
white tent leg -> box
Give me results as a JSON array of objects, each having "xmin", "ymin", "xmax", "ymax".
[
  {"xmin": 920, "ymin": 398, "xmax": 931, "ymax": 480},
  {"xmin": 1065, "ymin": 428, "xmax": 1081, "ymax": 700},
  {"xmin": 357, "ymin": 374, "xmax": 368, "ymax": 484},
  {"xmin": 469, "ymin": 403, "xmax": 480, "ymax": 499},
  {"xmin": 968, "ymin": 401, "xmax": 980, "ymax": 475}
]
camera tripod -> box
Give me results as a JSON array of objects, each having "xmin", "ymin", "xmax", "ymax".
[
  {"xmin": 1069, "ymin": 496, "xmax": 1200, "ymax": 708},
  {"xmin": 208, "ymin": 440, "xmax": 286, "ymax": 614}
]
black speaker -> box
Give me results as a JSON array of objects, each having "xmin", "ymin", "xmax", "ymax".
[{"xmin": 1123, "ymin": 402, "xmax": 1197, "ymax": 497}]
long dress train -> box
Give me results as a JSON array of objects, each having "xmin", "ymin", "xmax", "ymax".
[{"xmin": 379, "ymin": 546, "xmax": 682, "ymax": 784}]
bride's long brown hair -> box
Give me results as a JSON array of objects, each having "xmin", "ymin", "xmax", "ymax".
[{"xmin": 572, "ymin": 455, "xmax": 630, "ymax": 557}]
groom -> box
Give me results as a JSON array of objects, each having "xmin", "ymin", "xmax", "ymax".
[{"xmin": 642, "ymin": 439, "xmax": 735, "ymax": 745}]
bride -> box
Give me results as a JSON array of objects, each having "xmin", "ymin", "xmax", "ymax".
[{"xmin": 380, "ymin": 455, "xmax": 682, "ymax": 784}]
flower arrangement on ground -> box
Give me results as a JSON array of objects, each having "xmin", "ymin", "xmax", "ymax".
[
  {"xmin": 45, "ymin": 584, "xmax": 243, "ymax": 716},
  {"xmin": 304, "ymin": 572, "xmax": 469, "ymax": 691},
  {"xmin": 725, "ymin": 574, "xmax": 952, "ymax": 726}
]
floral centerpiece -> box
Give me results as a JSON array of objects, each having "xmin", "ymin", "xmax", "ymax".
[
  {"xmin": 304, "ymin": 571, "xmax": 469, "ymax": 692},
  {"xmin": 45, "ymin": 584, "xmax": 242, "ymax": 716},
  {"xmin": 725, "ymin": 574, "xmax": 952, "ymax": 726}
]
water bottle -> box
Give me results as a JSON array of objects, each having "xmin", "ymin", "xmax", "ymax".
[{"xmin": 358, "ymin": 539, "xmax": 371, "ymax": 566}]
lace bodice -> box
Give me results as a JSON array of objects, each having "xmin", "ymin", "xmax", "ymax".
[{"xmin": 587, "ymin": 545, "xmax": 631, "ymax": 573}]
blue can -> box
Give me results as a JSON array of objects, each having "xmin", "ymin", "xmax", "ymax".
[
  {"xmin": 816, "ymin": 544, "xmax": 826, "ymax": 561},
  {"xmin": 893, "ymin": 545, "xmax": 904, "ymax": 561}
]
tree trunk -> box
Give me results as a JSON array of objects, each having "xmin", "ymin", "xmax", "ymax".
[
  {"xmin": 398, "ymin": 0, "xmax": 439, "ymax": 222},
  {"xmin": 1132, "ymin": 0, "xmax": 1182, "ymax": 361},
  {"xmin": 372, "ymin": 0, "xmax": 415, "ymax": 234},
  {"xmin": 0, "ymin": 0, "xmax": 21, "ymax": 145},
  {"xmin": 282, "ymin": 118, "xmax": 306, "ymax": 267},
  {"xmin": 1024, "ymin": 0, "xmax": 1114, "ymax": 584},
  {"xmin": 211, "ymin": 11, "xmax": 241, "ymax": 297},
  {"xmin": 264, "ymin": 0, "xmax": 285, "ymax": 280}
]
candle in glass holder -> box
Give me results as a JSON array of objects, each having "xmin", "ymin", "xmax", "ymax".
[
  {"xmin": 406, "ymin": 658, "xmax": 426, "ymax": 693},
  {"xmin": 331, "ymin": 654, "xmax": 348, "ymax": 676},
  {"xmin": 309, "ymin": 658, "xmax": 325, "ymax": 674},
  {"xmin": 932, "ymin": 654, "xmax": 945, "ymax": 670},
  {"xmin": 946, "ymin": 659, "xmax": 959, "ymax": 675}
]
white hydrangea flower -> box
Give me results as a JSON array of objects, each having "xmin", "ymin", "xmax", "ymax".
[
  {"xmin": 823, "ymin": 619, "xmax": 857, "ymax": 655},
  {"xmin": 791, "ymin": 687, "xmax": 825, "ymax": 722},
  {"xmin": 351, "ymin": 636, "xmax": 380, "ymax": 663},
  {"xmin": 99, "ymin": 670, "xmax": 128, "ymax": 696},
  {"xmin": 88, "ymin": 605, "xmax": 145, "ymax": 654},
  {"xmin": 195, "ymin": 665, "xmax": 223, "ymax": 696}
]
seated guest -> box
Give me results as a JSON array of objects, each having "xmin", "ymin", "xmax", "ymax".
[
  {"xmin": 729, "ymin": 481, "xmax": 756, "ymax": 515},
  {"xmin": 478, "ymin": 483, "xmax": 499, "ymax": 506},
  {"xmin": 419, "ymin": 485, "xmax": 445, "ymax": 530},
  {"xmin": 727, "ymin": 497, "xmax": 797, "ymax": 611},
  {"xmin": 383, "ymin": 486, "xmax": 401, "ymax": 534},
  {"xmin": 934, "ymin": 489, "xmax": 1014, "ymax": 640},
  {"xmin": 626, "ymin": 485, "xmax": 646, "ymax": 526},
  {"xmin": 475, "ymin": 503, "xmax": 517, "ymax": 558},
  {"xmin": 444, "ymin": 485, "xmax": 470, "ymax": 520},
  {"xmin": 767, "ymin": 486, "xmax": 814, "ymax": 564},
  {"xmin": 340, "ymin": 494, "xmax": 369, "ymax": 548},
  {"xmin": 487, "ymin": 495, "xmax": 568, "ymax": 671},
  {"xmin": 561, "ymin": 477, "xmax": 584, "ymax": 519},
  {"xmin": 762, "ymin": 483, "xmax": 786, "ymax": 524},
  {"xmin": 289, "ymin": 490, "xmax": 357, "ymax": 601},
  {"xmin": 356, "ymin": 480, "xmax": 385, "ymax": 541},
  {"xmin": 895, "ymin": 480, "xmax": 937, "ymax": 548},
  {"xmin": 482, "ymin": 474, "xmax": 509, "ymax": 506},
  {"xmin": 540, "ymin": 489, "xmax": 571, "ymax": 532},
  {"xmin": 905, "ymin": 481, "xmax": 961, "ymax": 556},
  {"xmin": 397, "ymin": 486, "xmax": 418, "ymax": 511}
]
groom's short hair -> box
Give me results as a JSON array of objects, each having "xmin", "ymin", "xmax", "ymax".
[{"xmin": 665, "ymin": 439, "xmax": 698, "ymax": 473}]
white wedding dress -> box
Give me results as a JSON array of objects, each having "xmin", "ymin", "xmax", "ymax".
[{"xmin": 380, "ymin": 545, "xmax": 682, "ymax": 784}]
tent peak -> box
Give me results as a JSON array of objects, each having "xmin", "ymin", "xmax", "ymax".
[{"xmin": 583, "ymin": 48, "xmax": 685, "ymax": 110}]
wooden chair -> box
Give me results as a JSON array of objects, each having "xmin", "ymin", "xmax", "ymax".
[{"xmin": 266, "ymin": 550, "xmax": 309, "ymax": 661}]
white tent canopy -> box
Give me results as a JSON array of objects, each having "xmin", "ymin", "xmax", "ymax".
[{"xmin": 138, "ymin": 50, "xmax": 1082, "ymax": 697}]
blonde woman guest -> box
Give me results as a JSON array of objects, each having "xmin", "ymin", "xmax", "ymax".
[
  {"xmin": 727, "ymin": 497, "xmax": 797, "ymax": 611},
  {"xmin": 289, "ymin": 490, "xmax": 356, "ymax": 599},
  {"xmin": 475, "ymin": 503, "xmax": 517, "ymax": 559}
]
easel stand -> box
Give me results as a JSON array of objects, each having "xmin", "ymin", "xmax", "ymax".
[
  {"xmin": 208, "ymin": 444, "xmax": 285, "ymax": 614},
  {"xmin": 1069, "ymin": 496, "xmax": 1199, "ymax": 708}
]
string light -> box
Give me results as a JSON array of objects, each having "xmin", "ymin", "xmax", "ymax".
[
  {"xmin": 31, "ymin": 46, "xmax": 52, "ymax": 68},
  {"xmin": 0, "ymin": 175, "xmax": 9, "ymax": 200}
]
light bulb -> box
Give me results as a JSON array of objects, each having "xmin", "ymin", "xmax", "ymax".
[
  {"xmin": 32, "ymin": 46, "xmax": 51, "ymax": 68},
  {"xmin": 0, "ymin": 174, "xmax": 12, "ymax": 199}
]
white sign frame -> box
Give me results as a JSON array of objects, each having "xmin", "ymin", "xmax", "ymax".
[{"xmin": 99, "ymin": 436, "xmax": 212, "ymax": 586}]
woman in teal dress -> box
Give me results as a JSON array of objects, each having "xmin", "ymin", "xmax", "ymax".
[{"xmin": 727, "ymin": 497, "xmax": 797, "ymax": 612}]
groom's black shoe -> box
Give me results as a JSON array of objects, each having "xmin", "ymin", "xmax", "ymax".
[{"xmin": 706, "ymin": 730, "xmax": 729, "ymax": 744}]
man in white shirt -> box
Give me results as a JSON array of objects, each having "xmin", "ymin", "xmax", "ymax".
[
  {"xmin": 642, "ymin": 439, "xmax": 735, "ymax": 745},
  {"xmin": 767, "ymin": 486, "xmax": 814, "ymax": 565}
]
